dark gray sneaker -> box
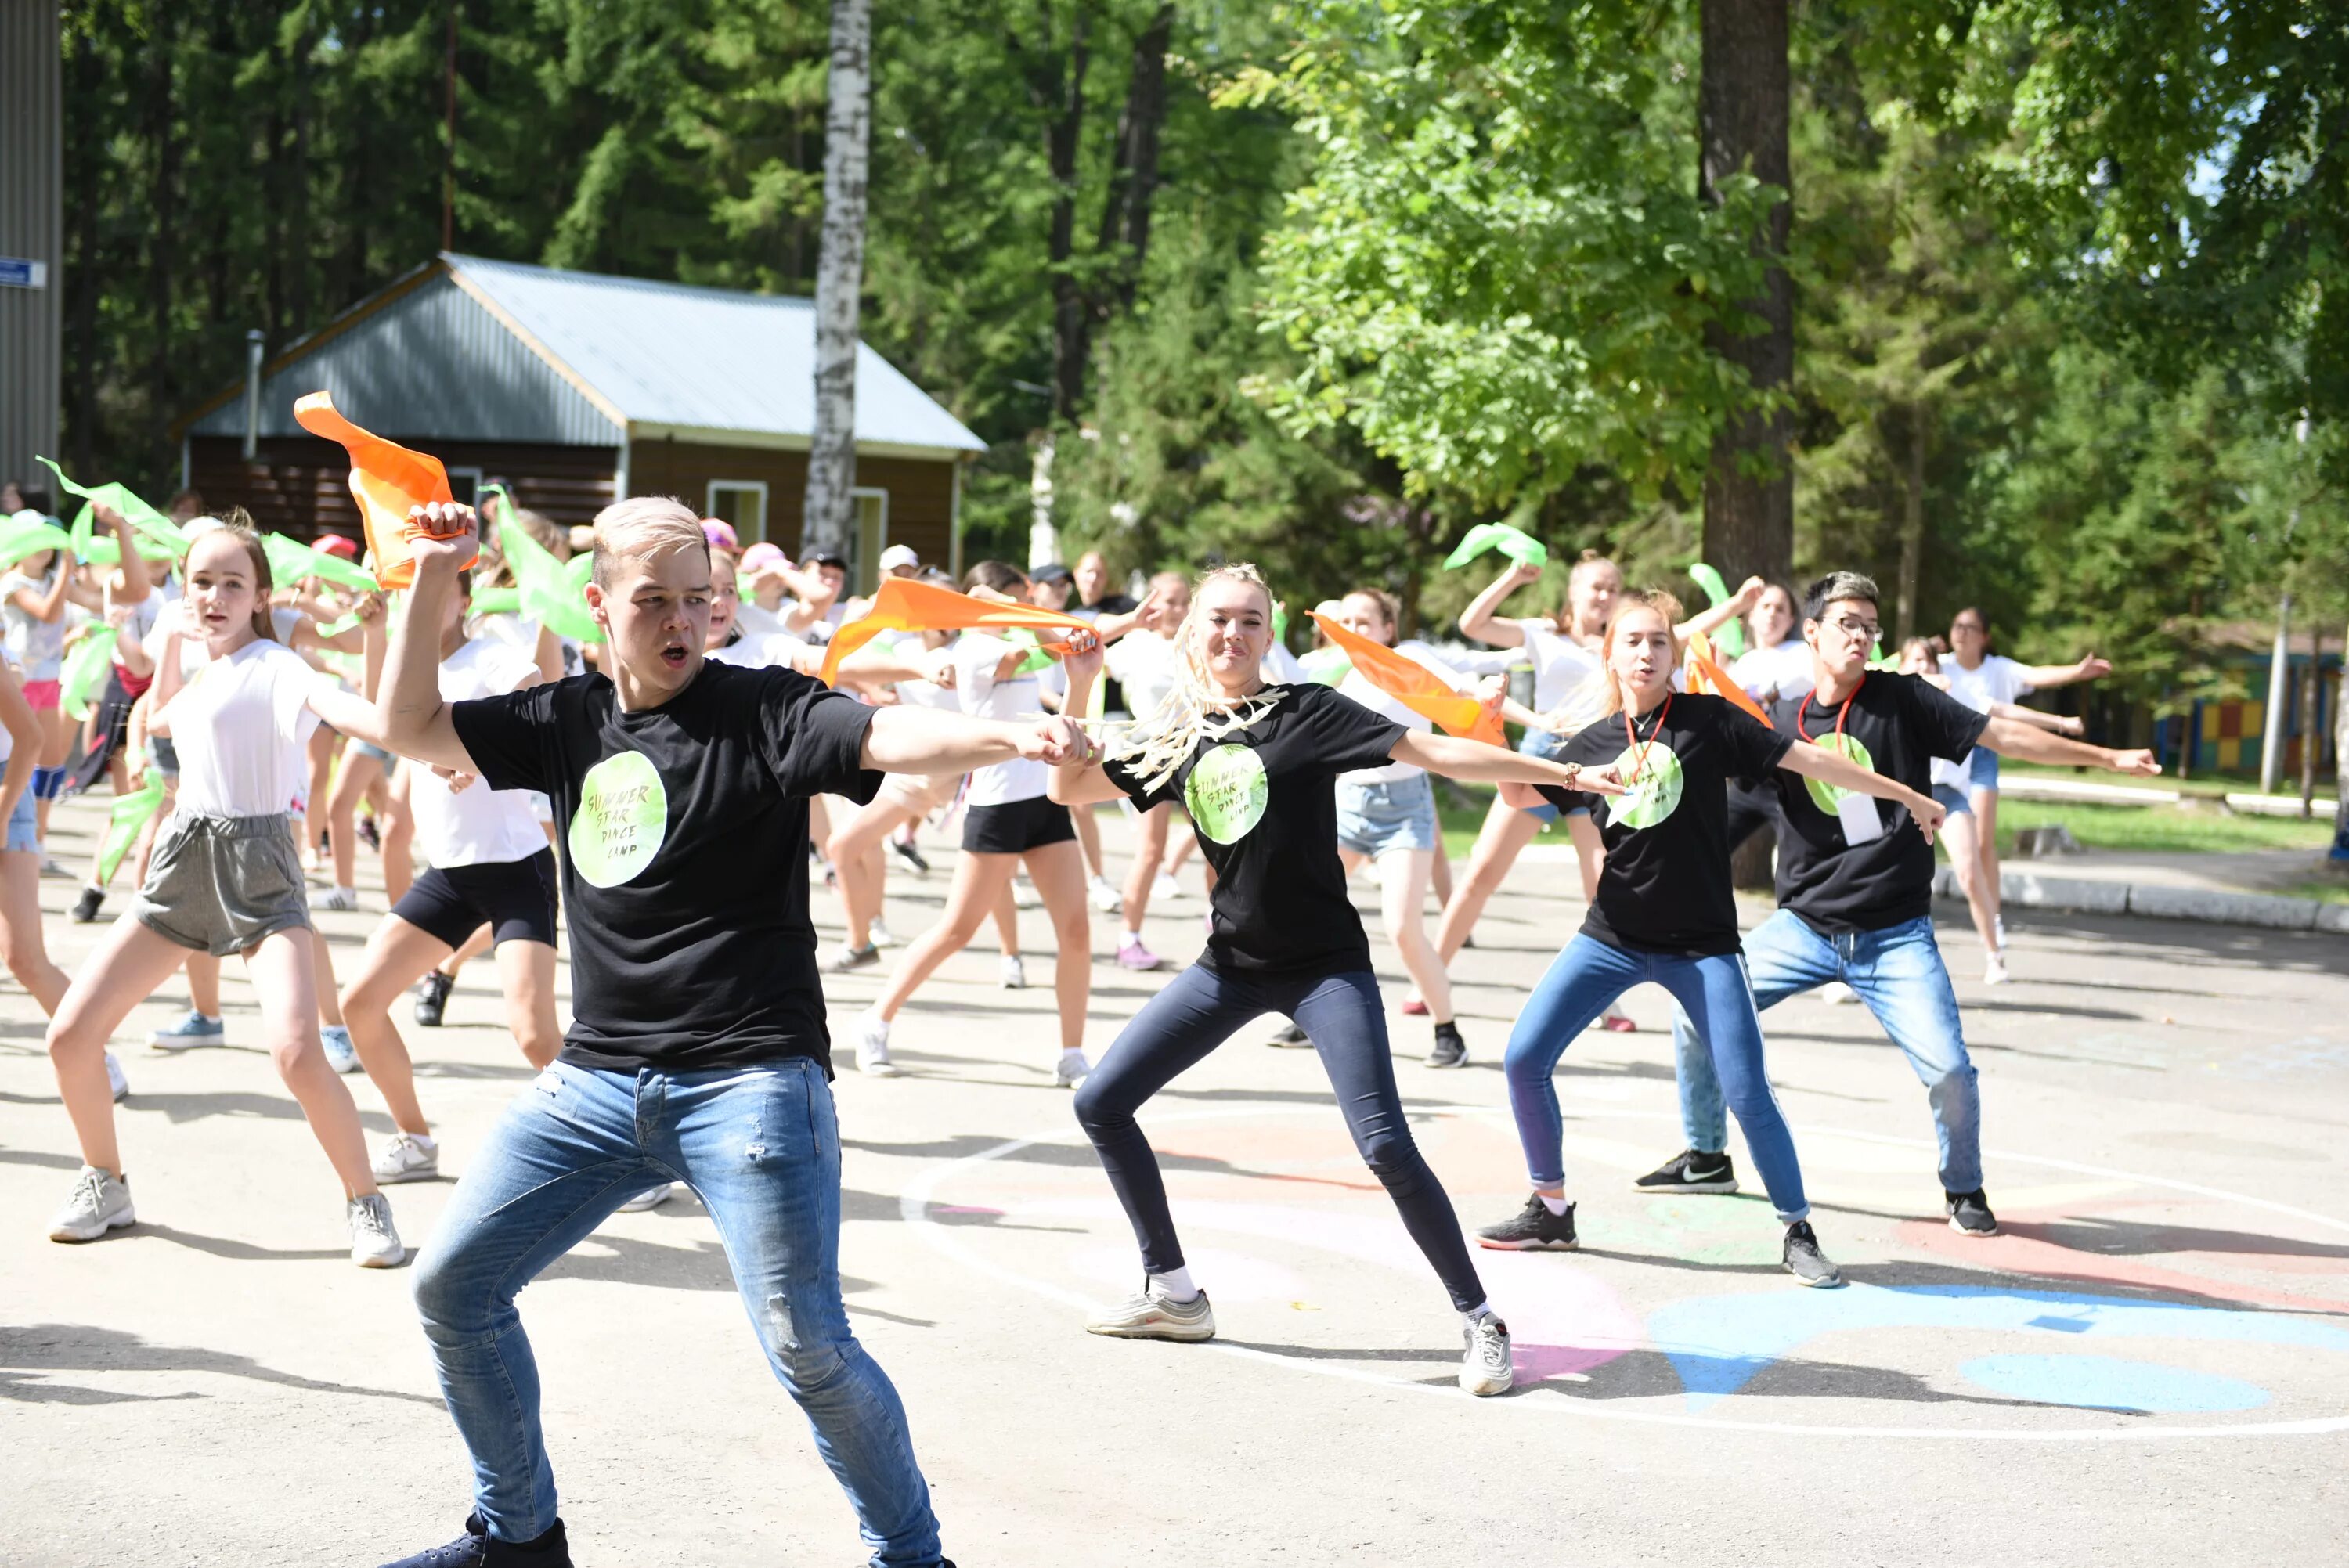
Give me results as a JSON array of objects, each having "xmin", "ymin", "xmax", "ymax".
[
  {"xmin": 1946, "ymin": 1188, "xmax": 1999, "ymax": 1236},
  {"xmin": 379, "ymin": 1515, "xmax": 572, "ymax": 1567},
  {"xmin": 1475, "ymin": 1194, "xmax": 1579, "ymax": 1251},
  {"xmin": 1632, "ymin": 1148, "xmax": 1739, "ymax": 1194},
  {"xmin": 1782, "ymin": 1220, "xmax": 1845, "ymax": 1287},
  {"xmin": 1426, "ymin": 1022, "xmax": 1467, "ymax": 1069},
  {"xmin": 1265, "ymin": 1022, "xmax": 1312, "ymax": 1048}
]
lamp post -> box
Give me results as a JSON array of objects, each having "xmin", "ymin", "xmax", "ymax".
[{"xmin": 2259, "ymin": 415, "xmax": 2310, "ymax": 795}]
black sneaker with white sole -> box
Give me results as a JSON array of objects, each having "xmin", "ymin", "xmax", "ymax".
[
  {"xmin": 889, "ymin": 838, "xmax": 930, "ymax": 875},
  {"xmin": 70, "ymin": 885, "xmax": 104, "ymax": 924},
  {"xmin": 1265, "ymin": 1022, "xmax": 1312, "ymax": 1048},
  {"xmin": 1633, "ymin": 1148, "xmax": 1739, "ymax": 1194},
  {"xmin": 1946, "ymin": 1188, "xmax": 1999, "ymax": 1236},
  {"xmin": 1781, "ymin": 1220, "xmax": 1845, "ymax": 1287},
  {"xmin": 1426, "ymin": 1022, "xmax": 1467, "ymax": 1069},
  {"xmin": 378, "ymin": 1515, "xmax": 572, "ymax": 1567},
  {"xmin": 1475, "ymin": 1195, "xmax": 1579, "ymax": 1251},
  {"xmin": 413, "ymin": 968, "xmax": 453, "ymax": 1028}
]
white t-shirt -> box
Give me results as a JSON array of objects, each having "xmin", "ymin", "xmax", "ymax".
[
  {"xmin": 708, "ymin": 628, "xmax": 812, "ymax": 671},
  {"xmin": 1334, "ymin": 640, "xmax": 1485, "ymax": 786},
  {"xmin": 1106, "ymin": 631, "xmax": 1182, "ymax": 729},
  {"xmin": 1933, "ymin": 654, "xmax": 2035, "ymax": 785},
  {"xmin": 954, "ymin": 633, "xmax": 1046, "ymax": 807},
  {"xmin": 2, "ymin": 568, "xmax": 68, "ymax": 679},
  {"xmin": 161, "ymin": 639, "xmax": 330, "ymax": 818},
  {"xmin": 1514, "ymin": 618, "xmax": 1605, "ymax": 724},
  {"xmin": 1728, "ymin": 637, "xmax": 1812, "ymax": 705},
  {"xmin": 410, "ymin": 640, "xmax": 547, "ymax": 868}
]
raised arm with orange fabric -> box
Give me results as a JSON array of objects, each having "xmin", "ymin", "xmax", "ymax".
[{"xmin": 292, "ymin": 391, "xmax": 477, "ymax": 588}]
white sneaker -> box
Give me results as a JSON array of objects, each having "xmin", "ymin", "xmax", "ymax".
[
  {"xmin": 1983, "ymin": 953, "xmax": 2011, "ymax": 986},
  {"xmin": 870, "ymin": 918, "xmax": 898, "ymax": 949},
  {"xmin": 319, "ymin": 1025, "xmax": 362, "ymax": 1074},
  {"xmin": 1055, "ymin": 1048, "xmax": 1091, "ymax": 1088},
  {"xmin": 1001, "ymin": 954, "xmax": 1026, "ymax": 989},
  {"xmin": 318, "ymin": 885, "xmax": 359, "ymax": 913},
  {"xmin": 825, "ymin": 942, "xmax": 880, "ymax": 973},
  {"xmin": 1153, "ymin": 871, "xmax": 1181, "ymax": 902},
  {"xmin": 1085, "ymin": 1282, "xmax": 1215, "ymax": 1341},
  {"xmin": 1460, "ymin": 1312, "xmax": 1514, "ymax": 1397},
  {"xmin": 1819, "ymin": 980, "xmax": 1860, "ymax": 1005},
  {"xmin": 1012, "ymin": 879, "xmax": 1042, "ymax": 910},
  {"xmin": 1089, "ymin": 874, "xmax": 1123, "ymax": 914},
  {"xmin": 105, "ymin": 1051, "xmax": 128, "ymax": 1102},
  {"xmin": 616, "ymin": 1182, "xmax": 675, "ymax": 1213},
  {"xmin": 1994, "ymin": 914, "xmax": 2008, "ymax": 946},
  {"xmin": 856, "ymin": 1010, "xmax": 900, "ymax": 1077},
  {"xmin": 348, "ymin": 1192, "xmax": 404, "ymax": 1267},
  {"xmin": 49, "ymin": 1166, "xmax": 135, "ymax": 1242},
  {"xmin": 373, "ymin": 1132, "xmax": 440, "ymax": 1184}
]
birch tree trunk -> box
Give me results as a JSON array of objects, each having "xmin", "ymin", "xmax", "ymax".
[{"xmin": 802, "ymin": 0, "xmax": 871, "ymax": 558}]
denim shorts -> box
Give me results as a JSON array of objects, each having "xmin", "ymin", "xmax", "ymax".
[
  {"xmin": 349, "ymin": 739, "xmax": 395, "ymax": 766},
  {"xmin": 2, "ymin": 789, "xmax": 34, "ymax": 852},
  {"xmin": 1336, "ymin": 773, "xmax": 1438, "ymax": 856},
  {"xmin": 1931, "ymin": 783, "xmax": 1972, "ymax": 816},
  {"xmin": 1515, "ymin": 726, "xmax": 1587, "ymax": 826},
  {"xmin": 1968, "ymin": 746, "xmax": 2000, "ymax": 791}
]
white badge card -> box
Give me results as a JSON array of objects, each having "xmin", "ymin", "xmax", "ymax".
[{"xmin": 1836, "ymin": 791, "xmax": 1884, "ymax": 844}]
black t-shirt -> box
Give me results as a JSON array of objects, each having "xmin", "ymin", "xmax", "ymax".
[
  {"xmin": 1106, "ymin": 682, "xmax": 1403, "ymax": 974},
  {"xmin": 452, "ymin": 661, "xmax": 881, "ymax": 1074},
  {"xmin": 1539, "ymin": 694, "xmax": 1793, "ymax": 956},
  {"xmin": 1765, "ymin": 674, "xmax": 1986, "ymax": 934}
]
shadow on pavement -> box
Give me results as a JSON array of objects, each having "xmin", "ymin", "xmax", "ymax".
[{"xmin": 0, "ymin": 1321, "xmax": 439, "ymax": 1407}]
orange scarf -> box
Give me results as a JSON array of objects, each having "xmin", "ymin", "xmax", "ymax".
[
  {"xmin": 293, "ymin": 391, "xmax": 476, "ymax": 588},
  {"xmin": 1309, "ymin": 613, "xmax": 1504, "ymax": 745},
  {"xmin": 818, "ymin": 577, "xmax": 1092, "ymax": 687}
]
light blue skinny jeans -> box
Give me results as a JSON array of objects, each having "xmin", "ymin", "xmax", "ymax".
[
  {"xmin": 411, "ymin": 1057, "xmax": 945, "ymax": 1566},
  {"xmin": 1504, "ymin": 934, "xmax": 1810, "ymax": 1222},
  {"xmin": 1670, "ymin": 910, "xmax": 1983, "ymax": 1194}
]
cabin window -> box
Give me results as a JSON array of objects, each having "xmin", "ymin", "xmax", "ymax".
[{"xmin": 706, "ymin": 480, "xmax": 769, "ymax": 542}]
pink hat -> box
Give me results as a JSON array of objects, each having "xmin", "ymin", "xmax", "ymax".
[
  {"xmin": 739, "ymin": 542, "xmax": 787, "ymax": 572},
  {"xmin": 314, "ymin": 533, "xmax": 360, "ymax": 561},
  {"xmin": 702, "ymin": 518, "xmax": 740, "ymax": 551}
]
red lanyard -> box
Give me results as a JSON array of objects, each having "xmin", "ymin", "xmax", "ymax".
[
  {"xmin": 1796, "ymin": 678, "xmax": 1860, "ymax": 748},
  {"xmin": 1622, "ymin": 693, "xmax": 1672, "ymax": 781}
]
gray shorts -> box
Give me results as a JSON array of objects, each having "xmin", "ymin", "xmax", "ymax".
[{"xmin": 134, "ymin": 813, "xmax": 312, "ymax": 956}]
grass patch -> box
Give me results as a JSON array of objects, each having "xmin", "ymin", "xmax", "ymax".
[
  {"xmin": 2285, "ymin": 880, "xmax": 2349, "ymax": 906},
  {"xmin": 1987, "ymin": 798, "xmax": 2336, "ymax": 856},
  {"xmin": 1438, "ymin": 783, "xmax": 1501, "ymax": 860}
]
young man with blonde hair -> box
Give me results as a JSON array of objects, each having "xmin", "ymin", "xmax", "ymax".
[{"xmin": 373, "ymin": 495, "xmax": 1091, "ymax": 1568}]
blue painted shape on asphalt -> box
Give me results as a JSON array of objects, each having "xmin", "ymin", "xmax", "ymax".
[
  {"xmin": 1644, "ymin": 1284, "xmax": 2349, "ymax": 1410},
  {"xmin": 1959, "ymin": 1354, "xmax": 2271, "ymax": 1413}
]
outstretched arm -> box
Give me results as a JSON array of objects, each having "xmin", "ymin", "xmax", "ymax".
[
  {"xmin": 1457, "ymin": 560, "xmax": 1541, "ymax": 649},
  {"xmin": 1777, "ymin": 740, "xmax": 1948, "ymax": 842},
  {"xmin": 377, "ymin": 504, "xmax": 485, "ymax": 772},
  {"xmin": 1674, "ymin": 575, "xmax": 1764, "ymax": 643},
  {"xmin": 1391, "ymin": 730, "xmax": 1624, "ymax": 795},
  {"xmin": 1989, "ymin": 701, "xmax": 2080, "ymax": 737},
  {"xmin": 1045, "ymin": 632, "xmax": 1133, "ymax": 806},
  {"xmin": 862, "ymin": 704, "xmax": 1095, "ymax": 777},
  {"xmin": 1979, "ymin": 716, "xmax": 2159, "ymax": 776},
  {"xmin": 2016, "ymin": 652, "xmax": 2112, "ymax": 690}
]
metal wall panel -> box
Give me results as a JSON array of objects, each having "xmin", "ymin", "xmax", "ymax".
[
  {"xmin": 189, "ymin": 273, "xmax": 621, "ymax": 446},
  {"xmin": 0, "ymin": 1, "xmax": 63, "ymax": 499}
]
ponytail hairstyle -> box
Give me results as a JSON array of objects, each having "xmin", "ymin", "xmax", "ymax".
[
  {"xmin": 1107, "ymin": 562, "xmax": 1286, "ymax": 792},
  {"xmin": 1596, "ymin": 589, "xmax": 1685, "ymax": 718},
  {"xmin": 212, "ymin": 506, "xmax": 280, "ymax": 642}
]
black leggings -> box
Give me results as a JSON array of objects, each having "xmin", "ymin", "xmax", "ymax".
[{"xmin": 1072, "ymin": 962, "xmax": 1486, "ymax": 1314}]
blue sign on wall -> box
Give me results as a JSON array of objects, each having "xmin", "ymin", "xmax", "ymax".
[{"xmin": 0, "ymin": 258, "xmax": 49, "ymax": 289}]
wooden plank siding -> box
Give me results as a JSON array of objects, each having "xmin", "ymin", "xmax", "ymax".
[
  {"xmin": 189, "ymin": 436, "xmax": 618, "ymax": 539},
  {"xmin": 626, "ymin": 438, "xmax": 958, "ymax": 571}
]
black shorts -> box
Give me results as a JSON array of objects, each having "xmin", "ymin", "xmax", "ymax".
[
  {"xmin": 962, "ymin": 795, "xmax": 1076, "ymax": 855},
  {"xmin": 392, "ymin": 849, "xmax": 559, "ymax": 950}
]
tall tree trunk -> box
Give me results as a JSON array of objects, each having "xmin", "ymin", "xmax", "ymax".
[
  {"xmin": 1698, "ymin": 0, "xmax": 1793, "ymax": 589},
  {"xmin": 67, "ymin": 23, "xmax": 99, "ymax": 473},
  {"xmin": 146, "ymin": 18, "xmax": 180, "ymax": 473},
  {"xmin": 1044, "ymin": 3, "xmax": 1092, "ymax": 423},
  {"xmin": 1095, "ymin": 3, "xmax": 1174, "ymax": 313},
  {"xmin": 1893, "ymin": 402, "xmax": 1927, "ymax": 643},
  {"xmin": 288, "ymin": 13, "xmax": 314, "ymax": 331},
  {"xmin": 2301, "ymin": 629, "xmax": 2323, "ymax": 816},
  {"xmin": 802, "ymin": 0, "xmax": 872, "ymax": 557},
  {"xmin": 2334, "ymin": 619, "xmax": 2349, "ymax": 859}
]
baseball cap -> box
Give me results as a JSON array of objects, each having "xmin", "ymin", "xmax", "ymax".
[
  {"xmin": 702, "ymin": 518, "xmax": 741, "ymax": 552},
  {"xmin": 879, "ymin": 543, "xmax": 919, "ymax": 572},
  {"xmin": 808, "ymin": 550, "xmax": 849, "ymax": 571},
  {"xmin": 1031, "ymin": 561, "xmax": 1073, "ymax": 585},
  {"xmin": 314, "ymin": 534, "xmax": 360, "ymax": 561},
  {"xmin": 740, "ymin": 542, "xmax": 788, "ymax": 572}
]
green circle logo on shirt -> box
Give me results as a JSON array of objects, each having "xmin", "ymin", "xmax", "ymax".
[
  {"xmin": 568, "ymin": 749, "xmax": 669, "ymax": 888},
  {"xmin": 1606, "ymin": 741, "xmax": 1684, "ymax": 831},
  {"xmin": 1802, "ymin": 731, "xmax": 1876, "ymax": 814},
  {"xmin": 1185, "ymin": 743, "xmax": 1268, "ymax": 845}
]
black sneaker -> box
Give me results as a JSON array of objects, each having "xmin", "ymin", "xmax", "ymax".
[
  {"xmin": 358, "ymin": 814, "xmax": 382, "ymax": 852},
  {"xmin": 1946, "ymin": 1188, "xmax": 1999, "ymax": 1236},
  {"xmin": 1265, "ymin": 1022, "xmax": 1312, "ymax": 1048},
  {"xmin": 1782, "ymin": 1220, "xmax": 1845, "ymax": 1287},
  {"xmin": 889, "ymin": 838, "xmax": 930, "ymax": 875},
  {"xmin": 1476, "ymin": 1194, "xmax": 1579, "ymax": 1251},
  {"xmin": 1632, "ymin": 1148, "xmax": 1739, "ymax": 1194},
  {"xmin": 379, "ymin": 1515, "xmax": 572, "ymax": 1567},
  {"xmin": 1426, "ymin": 1022, "xmax": 1467, "ymax": 1069},
  {"xmin": 413, "ymin": 969, "xmax": 454, "ymax": 1028},
  {"xmin": 70, "ymin": 885, "xmax": 104, "ymax": 924}
]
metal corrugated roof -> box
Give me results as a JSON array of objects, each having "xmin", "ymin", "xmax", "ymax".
[
  {"xmin": 189, "ymin": 265, "xmax": 623, "ymax": 445},
  {"xmin": 446, "ymin": 254, "xmax": 987, "ymax": 454}
]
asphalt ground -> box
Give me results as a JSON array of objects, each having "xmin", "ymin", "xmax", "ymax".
[{"xmin": 3, "ymin": 794, "xmax": 2345, "ymax": 1566}]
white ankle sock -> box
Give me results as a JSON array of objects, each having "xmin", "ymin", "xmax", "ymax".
[
  {"xmin": 1539, "ymin": 1192, "xmax": 1570, "ymax": 1216},
  {"xmin": 1121, "ymin": 929, "xmax": 1143, "ymax": 946},
  {"xmin": 1464, "ymin": 1299, "xmax": 1495, "ymax": 1323},
  {"xmin": 1149, "ymin": 1266, "xmax": 1199, "ymax": 1303}
]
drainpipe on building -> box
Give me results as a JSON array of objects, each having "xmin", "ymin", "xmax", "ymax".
[{"xmin": 240, "ymin": 329, "xmax": 265, "ymax": 463}]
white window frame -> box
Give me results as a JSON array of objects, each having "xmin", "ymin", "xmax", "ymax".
[
  {"xmin": 850, "ymin": 487, "xmax": 889, "ymax": 595},
  {"xmin": 705, "ymin": 479, "xmax": 770, "ymax": 543},
  {"xmin": 443, "ymin": 466, "xmax": 485, "ymax": 507}
]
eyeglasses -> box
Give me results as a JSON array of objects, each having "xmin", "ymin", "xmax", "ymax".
[
  {"xmin": 1950, "ymin": 620, "xmax": 1984, "ymax": 634},
  {"xmin": 1828, "ymin": 615, "xmax": 1880, "ymax": 640}
]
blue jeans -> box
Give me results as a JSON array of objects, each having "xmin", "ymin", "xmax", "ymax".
[
  {"xmin": 412, "ymin": 1058, "xmax": 944, "ymax": 1566},
  {"xmin": 1503, "ymin": 935, "xmax": 1810, "ymax": 1222},
  {"xmin": 1669, "ymin": 910, "xmax": 1983, "ymax": 1193}
]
